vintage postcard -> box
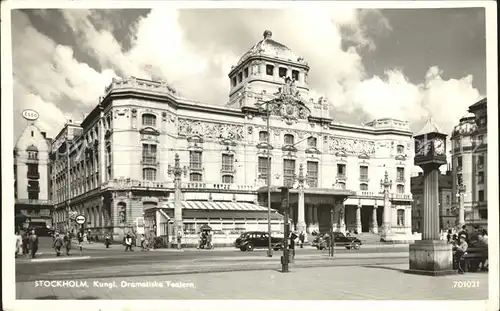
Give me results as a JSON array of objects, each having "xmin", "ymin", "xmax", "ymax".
[{"xmin": 1, "ymin": 1, "xmax": 498, "ymax": 311}]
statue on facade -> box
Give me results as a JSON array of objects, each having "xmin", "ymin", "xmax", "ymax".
[{"xmin": 119, "ymin": 205, "xmax": 126, "ymax": 224}]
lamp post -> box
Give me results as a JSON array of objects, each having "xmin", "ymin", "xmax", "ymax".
[
  {"xmin": 380, "ymin": 171, "xmax": 392, "ymax": 236},
  {"xmin": 167, "ymin": 153, "xmax": 187, "ymax": 249},
  {"xmin": 294, "ymin": 163, "xmax": 307, "ymax": 234}
]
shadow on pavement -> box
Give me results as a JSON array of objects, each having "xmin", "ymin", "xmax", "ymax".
[
  {"xmin": 361, "ymin": 265, "xmax": 407, "ymax": 272},
  {"xmin": 35, "ymin": 295, "xmax": 100, "ymax": 300}
]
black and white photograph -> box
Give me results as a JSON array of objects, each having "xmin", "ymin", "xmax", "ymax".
[{"xmin": 2, "ymin": 1, "xmax": 498, "ymax": 310}]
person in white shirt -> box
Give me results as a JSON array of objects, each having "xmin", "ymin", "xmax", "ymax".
[
  {"xmin": 15, "ymin": 231, "xmax": 22, "ymax": 258},
  {"xmin": 124, "ymin": 234, "xmax": 133, "ymax": 251}
]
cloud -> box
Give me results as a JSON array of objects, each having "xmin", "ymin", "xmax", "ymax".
[{"xmin": 12, "ymin": 8, "xmax": 484, "ymax": 146}]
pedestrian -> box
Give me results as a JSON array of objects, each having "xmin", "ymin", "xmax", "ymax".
[
  {"xmin": 477, "ymin": 229, "xmax": 488, "ymax": 271},
  {"xmin": 21, "ymin": 231, "xmax": 29, "ymax": 255},
  {"xmin": 453, "ymin": 234, "xmax": 468, "ymax": 274},
  {"xmin": 53, "ymin": 233, "xmax": 64, "ymax": 256},
  {"xmin": 207, "ymin": 230, "xmax": 213, "ymax": 250},
  {"xmin": 140, "ymin": 234, "xmax": 146, "ymax": 251},
  {"xmin": 458, "ymin": 225, "xmax": 469, "ymax": 242},
  {"xmin": 299, "ymin": 231, "xmax": 305, "ymax": 248},
  {"xmin": 64, "ymin": 231, "xmax": 72, "ymax": 256},
  {"xmin": 197, "ymin": 231, "xmax": 204, "ymax": 249},
  {"xmin": 446, "ymin": 229, "xmax": 453, "ymax": 243},
  {"xmin": 105, "ymin": 232, "xmax": 111, "ymax": 248},
  {"xmin": 15, "ymin": 231, "xmax": 22, "ymax": 258},
  {"xmin": 177, "ymin": 230, "xmax": 182, "ymax": 250},
  {"xmin": 143, "ymin": 236, "xmax": 150, "ymax": 251},
  {"xmin": 124, "ymin": 234, "xmax": 133, "ymax": 251},
  {"xmin": 28, "ymin": 229, "xmax": 39, "ymax": 259},
  {"xmin": 289, "ymin": 231, "xmax": 297, "ymax": 260},
  {"xmin": 87, "ymin": 229, "xmax": 92, "ymax": 243}
]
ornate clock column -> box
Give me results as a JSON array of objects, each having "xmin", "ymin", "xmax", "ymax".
[{"xmin": 407, "ymin": 119, "xmax": 455, "ymax": 276}]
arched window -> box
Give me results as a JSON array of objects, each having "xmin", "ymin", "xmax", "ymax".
[
  {"xmin": 337, "ymin": 182, "xmax": 346, "ymax": 190},
  {"xmin": 259, "ymin": 131, "xmax": 269, "ymax": 142},
  {"xmin": 222, "ymin": 175, "xmax": 234, "ymax": 184},
  {"xmin": 359, "ymin": 183, "xmax": 368, "ymax": 191},
  {"xmin": 397, "ymin": 210, "xmax": 405, "ymax": 226},
  {"xmin": 397, "ymin": 145, "xmax": 405, "ymax": 154},
  {"xmin": 284, "ymin": 134, "xmax": 294, "ymax": 145},
  {"xmin": 142, "ymin": 113, "xmax": 157, "ymax": 127},
  {"xmin": 143, "ymin": 168, "xmax": 156, "ymax": 181},
  {"xmin": 117, "ymin": 202, "xmax": 127, "ymax": 224},
  {"xmin": 307, "ymin": 136, "xmax": 317, "ymax": 148},
  {"xmin": 396, "ymin": 184, "xmax": 405, "ymax": 194},
  {"xmin": 26, "ymin": 145, "xmax": 38, "ymax": 160}
]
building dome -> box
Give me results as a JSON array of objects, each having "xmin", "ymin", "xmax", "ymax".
[
  {"xmin": 236, "ymin": 30, "xmax": 301, "ymax": 66},
  {"xmin": 452, "ymin": 113, "xmax": 477, "ymax": 137},
  {"xmin": 26, "ymin": 144, "xmax": 38, "ymax": 152}
]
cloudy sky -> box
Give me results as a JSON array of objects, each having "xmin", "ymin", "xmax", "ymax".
[{"xmin": 11, "ymin": 7, "xmax": 486, "ymax": 145}]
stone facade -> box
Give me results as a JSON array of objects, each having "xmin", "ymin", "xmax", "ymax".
[
  {"xmin": 450, "ymin": 98, "xmax": 488, "ymax": 229},
  {"xmin": 48, "ymin": 30, "xmax": 415, "ymax": 242}
]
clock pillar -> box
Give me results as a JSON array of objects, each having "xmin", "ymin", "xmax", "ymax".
[{"xmin": 407, "ymin": 119, "xmax": 455, "ymax": 276}]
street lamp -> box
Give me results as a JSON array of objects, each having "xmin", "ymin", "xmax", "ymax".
[{"xmin": 456, "ymin": 183, "xmax": 466, "ymax": 227}]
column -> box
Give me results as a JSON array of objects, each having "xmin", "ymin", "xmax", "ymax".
[
  {"xmin": 372, "ymin": 202, "xmax": 378, "ymax": 234},
  {"xmin": 458, "ymin": 184, "xmax": 466, "ymax": 227},
  {"xmin": 331, "ymin": 203, "xmax": 338, "ymax": 232},
  {"xmin": 381, "ymin": 171, "xmax": 392, "ymax": 235},
  {"xmin": 338, "ymin": 201, "xmax": 346, "ymax": 233},
  {"xmin": 296, "ymin": 164, "xmax": 306, "ymax": 233},
  {"xmin": 307, "ymin": 205, "xmax": 313, "ymax": 233},
  {"xmin": 422, "ymin": 166, "xmax": 440, "ymax": 240},
  {"xmin": 405, "ymin": 206, "xmax": 412, "ymax": 234},
  {"xmin": 356, "ymin": 202, "xmax": 362, "ymax": 233}
]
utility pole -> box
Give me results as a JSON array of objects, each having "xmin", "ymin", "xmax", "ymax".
[
  {"xmin": 266, "ymin": 101, "xmax": 273, "ymax": 258},
  {"xmin": 279, "ymin": 186, "xmax": 290, "ymax": 272}
]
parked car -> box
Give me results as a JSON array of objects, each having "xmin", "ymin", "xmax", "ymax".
[
  {"xmin": 315, "ymin": 232, "xmax": 362, "ymax": 250},
  {"xmin": 234, "ymin": 231, "xmax": 284, "ymax": 251},
  {"xmin": 28, "ymin": 226, "xmax": 55, "ymax": 237}
]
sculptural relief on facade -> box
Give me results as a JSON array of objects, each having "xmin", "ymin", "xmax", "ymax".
[
  {"xmin": 329, "ymin": 136, "xmax": 376, "ymax": 155},
  {"xmin": 178, "ymin": 119, "xmax": 244, "ymax": 141}
]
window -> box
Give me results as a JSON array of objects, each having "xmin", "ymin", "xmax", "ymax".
[
  {"xmin": 477, "ymin": 135, "xmax": 484, "ymax": 145},
  {"xmin": 278, "ymin": 67, "xmax": 287, "ymax": 78},
  {"xmin": 283, "ymin": 159, "xmax": 296, "ymax": 188},
  {"xmin": 143, "ymin": 168, "xmax": 156, "ymax": 181},
  {"xmin": 28, "ymin": 192, "xmax": 39, "ymax": 200},
  {"xmin": 477, "ymin": 155, "xmax": 484, "ymax": 166},
  {"xmin": 417, "ymin": 221, "xmax": 420, "ymax": 229},
  {"xmin": 237, "ymin": 72, "xmax": 243, "ymax": 83},
  {"xmin": 28, "ymin": 180, "xmax": 39, "ymax": 191},
  {"xmin": 27, "ymin": 151, "xmax": 39, "ymax": 160},
  {"xmin": 31, "ymin": 131, "xmax": 34, "ymax": 137},
  {"xmin": 306, "ymin": 161, "xmax": 318, "ymax": 187},
  {"xmin": 446, "ymin": 195, "xmax": 450, "ymax": 204},
  {"xmin": 258, "ymin": 157, "xmax": 270, "ymax": 181},
  {"xmin": 292, "ymin": 70, "xmax": 299, "ymax": 81},
  {"xmin": 231, "ymin": 77, "xmax": 237, "ymax": 87},
  {"xmin": 477, "ymin": 171, "xmax": 484, "ymax": 184},
  {"xmin": 397, "ymin": 167, "xmax": 405, "ymax": 182},
  {"xmin": 397, "ymin": 145, "xmax": 405, "ymax": 154},
  {"xmin": 457, "ymin": 173, "xmax": 463, "ymax": 185},
  {"xmin": 243, "ymin": 68, "xmax": 249, "ymax": 78},
  {"xmin": 222, "ymin": 175, "xmax": 234, "ymax": 184},
  {"xmin": 360, "ymin": 183, "xmax": 368, "ymax": 191},
  {"xmin": 142, "ymin": 144, "xmax": 157, "ymax": 165},
  {"xmin": 222, "ymin": 154, "xmax": 234, "ymax": 172},
  {"xmin": 446, "ymin": 209, "xmax": 450, "ymax": 216},
  {"xmin": 479, "ymin": 209, "xmax": 487, "ymax": 219},
  {"xmin": 142, "ymin": 114, "xmax": 157, "ymax": 127},
  {"xmin": 307, "ymin": 137, "xmax": 317, "ymax": 148},
  {"xmin": 479, "ymin": 117, "xmax": 486, "ymax": 125},
  {"xmin": 457, "ymin": 156, "xmax": 462, "ymax": 168},
  {"xmin": 27, "ymin": 163, "xmax": 39, "ymax": 176},
  {"xmin": 417, "ymin": 210, "xmax": 420, "ymax": 217},
  {"xmin": 337, "ymin": 164, "xmax": 346, "ymax": 177},
  {"xmin": 284, "ymin": 134, "xmax": 294, "ymax": 145},
  {"xmin": 456, "ymin": 137, "xmax": 462, "ymax": 149},
  {"xmin": 266, "ymin": 64, "xmax": 274, "ymax": 76},
  {"xmin": 359, "ymin": 166, "xmax": 368, "ymax": 181},
  {"xmin": 259, "ymin": 131, "xmax": 269, "ymax": 142},
  {"xmin": 189, "ymin": 151, "xmax": 202, "ymax": 170},
  {"xmin": 190, "ymin": 172, "xmax": 202, "ymax": 182},
  {"xmin": 337, "ymin": 182, "xmax": 346, "ymax": 189},
  {"xmin": 397, "ymin": 210, "xmax": 405, "ymax": 226},
  {"xmin": 478, "ymin": 190, "xmax": 484, "ymax": 202},
  {"xmin": 396, "ymin": 184, "xmax": 405, "ymax": 194}
]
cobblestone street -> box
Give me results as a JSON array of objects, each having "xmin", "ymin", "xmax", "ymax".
[{"xmin": 17, "ymin": 263, "xmax": 488, "ymax": 300}]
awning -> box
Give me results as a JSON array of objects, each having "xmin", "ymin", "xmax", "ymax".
[
  {"xmin": 183, "ymin": 210, "xmax": 283, "ymax": 220},
  {"xmin": 163, "ymin": 201, "xmax": 269, "ymax": 212}
]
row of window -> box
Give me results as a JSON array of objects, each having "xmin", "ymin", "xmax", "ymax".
[
  {"xmin": 336, "ymin": 164, "xmax": 405, "ymax": 182},
  {"xmin": 231, "ymin": 65, "xmax": 300, "ymax": 88}
]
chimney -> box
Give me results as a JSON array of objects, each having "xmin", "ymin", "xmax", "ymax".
[{"xmin": 41, "ymin": 132, "xmax": 47, "ymax": 139}]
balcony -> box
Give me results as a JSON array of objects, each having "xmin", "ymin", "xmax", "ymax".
[
  {"xmin": 396, "ymin": 178, "xmax": 406, "ymax": 184},
  {"xmin": 359, "ymin": 176, "xmax": 369, "ymax": 183},
  {"xmin": 355, "ymin": 191, "xmax": 379, "ymax": 198},
  {"xmin": 182, "ymin": 182, "xmax": 257, "ymax": 191},
  {"xmin": 101, "ymin": 178, "xmax": 257, "ymax": 192},
  {"xmin": 189, "ymin": 164, "xmax": 203, "ymax": 172},
  {"xmin": 390, "ymin": 193, "xmax": 413, "ymax": 201},
  {"xmin": 336, "ymin": 173, "xmax": 347, "ymax": 181},
  {"xmin": 27, "ymin": 171, "xmax": 40, "ymax": 179},
  {"xmin": 15, "ymin": 199, "xmax": 53, "ymax": 206},
  {"xmin": 27, "ymin": 186, "xmax": 40, "ymax": 192},
  {"xmin": 221, "ymin": 167, "xmax": 236, "ymax": 174},
  {"xmin": 141, "ymin": 159, "xmax": 159, "ymax": 167}
]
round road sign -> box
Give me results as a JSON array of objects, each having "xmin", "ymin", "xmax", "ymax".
[{"xmin": 75, "ymin": 214, "xmax": 86, "ymax": 225}]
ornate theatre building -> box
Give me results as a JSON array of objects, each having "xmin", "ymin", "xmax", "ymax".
[{"xmin": 50, "ymin": 30, "xmax": 414, "ymax": 244}]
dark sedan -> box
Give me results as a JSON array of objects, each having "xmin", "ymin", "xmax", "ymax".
[
  {"xmin": 314, "ymin": 232, "xmax": 362, "ymax": 250},
  {"xmin": 234, "ymin": 231, "xmax": 284, "ymax": 251}
]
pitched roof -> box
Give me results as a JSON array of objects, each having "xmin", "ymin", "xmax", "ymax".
[{"xmin": 416, "ymin": 118, "xmax": 443, "ymax": 136}]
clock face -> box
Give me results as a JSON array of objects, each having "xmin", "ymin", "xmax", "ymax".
[
  {"xmin": 433, "ymin": 138, "xmax": 445, "ymax": 155},
  {"xmin": 415, "ymin": 139, "xmax": 431, "ymax": 156}
]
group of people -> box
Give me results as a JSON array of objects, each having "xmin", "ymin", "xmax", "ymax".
[
  {"xmin": 197, "ymin": 230, "xmax": 213, "ymax": 249},
  {"xmin": 15, "ymin": 229, "xmax": 39, "ymax": 259},
  {"xmin": 52, "ymin": 231, "xmax": 73, "ymax": 256},
  {"xmin": 449, "ymin": 225, "xmax": 488, "ymax": 274}
]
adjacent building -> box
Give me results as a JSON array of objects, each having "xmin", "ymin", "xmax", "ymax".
[
  {"xmin": 411, "ymin": 169, "xmax": 454, "ymax": 232},
  {"xmin": 48, "ymin": 30, "xmax": 415, "ymax": 242},
  {"xmin": 450, "ymin": 98, "xmax": 488, "ymax": 229},
  {"xmin": 14, "ymin": 123, "xmax": 53, "ymax": 228}
]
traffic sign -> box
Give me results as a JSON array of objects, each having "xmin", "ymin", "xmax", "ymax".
[
  {"xmin": 75, "ymin": 214, "xmax": 86, "ymax": 225},
  {"xmin": 22, "ymin": 109, "xmax": 39, "ymax": 121}
]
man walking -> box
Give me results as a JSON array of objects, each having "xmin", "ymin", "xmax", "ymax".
[
  {"xmin": 299, "ymin": 231, "xmax": 305, "ymax": 249},
  {"xmin": 64, "ymin": 231, "xmax": 72, "ymax": 256},
  {"xmin": 28, "ymin": 230, "xmax": 39, "ymax": 259},
  {"xmin": 177, "ymin": 230, "xmax": 182, "ymax": 250},
  {"xmin": 53, "ymin": 233, "xmax": 64, "ymax": 256},
  {"xmin": 289, "ymin": 231, "xmax": 297, "ymax": 260},
  {"xmin": 124, "ymin": 234, "xmax": 133, "ymax": 251}
]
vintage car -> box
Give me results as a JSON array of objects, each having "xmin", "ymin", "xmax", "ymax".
[
  {"xmin": 234, "ymin": 231, "xmax": 284, "ymax": 251},
  {"xmin": 315, "ymin": 232, "xmax": 362, "ymax": 250}
]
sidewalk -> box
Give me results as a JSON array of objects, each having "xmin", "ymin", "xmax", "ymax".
[{"xmin": 16, "ymin": 263, "xmax": 488, "ymax": 300}]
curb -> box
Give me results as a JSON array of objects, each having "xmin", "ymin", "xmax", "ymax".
[{"xmin": 30, "ymin": 256, "xmax": 92, "ymax": 262}]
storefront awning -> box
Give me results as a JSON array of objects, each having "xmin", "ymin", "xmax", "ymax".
[
  {"xmin": 183, "ymin": 210, "xmax": 283, "ymax": 220},
  {"xmin": 163, "ymin": 201, "xmax": 269, "ymax": 212}
]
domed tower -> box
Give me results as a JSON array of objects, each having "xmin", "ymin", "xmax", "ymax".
[
  {"xmin": 227, "ymin": 30, "xmax": 328, "ymax": 119},
  {"xmin": 450, "ymin": 112, "xmax": 477, "ymax": 223}
]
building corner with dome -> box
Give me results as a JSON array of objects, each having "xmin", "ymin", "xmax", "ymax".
[{"xmin": 15, "ymin": 30, "xmax": 424, "ymax": 245}]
